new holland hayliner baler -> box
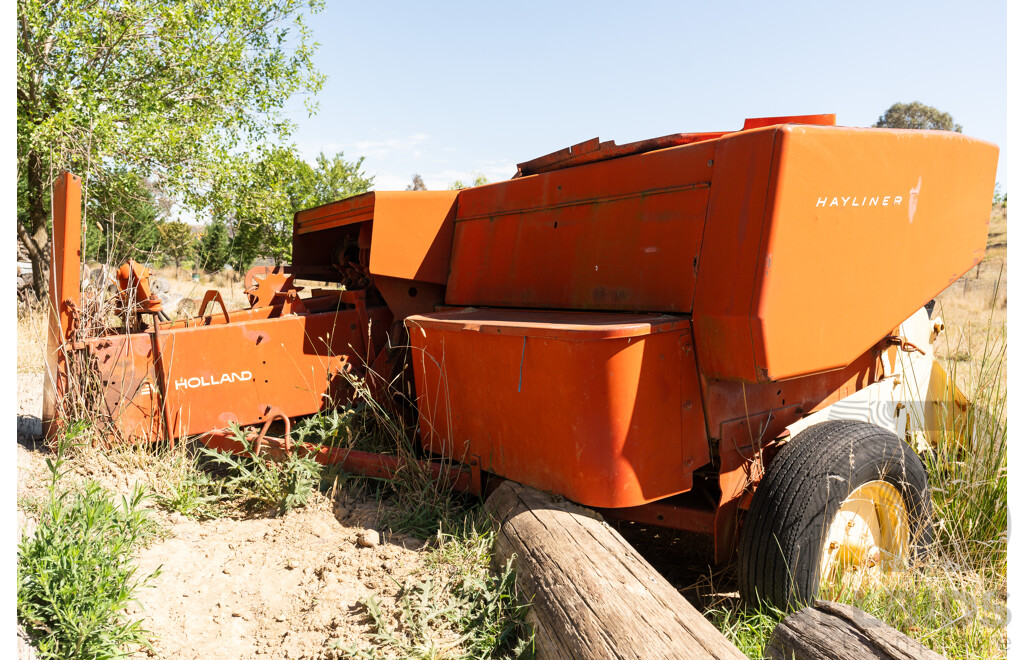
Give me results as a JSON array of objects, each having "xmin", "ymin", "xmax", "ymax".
[{"xmin": 43, "ymin": 114, "xmax": 998, "ymax": 609}]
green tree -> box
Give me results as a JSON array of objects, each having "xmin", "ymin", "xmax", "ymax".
[
  {"xmin": 158, "ymin": 221, "xmax": 197, "ymax": 274},
  {"xmin": 873, "ymin": 102, "xmax": 963, "ymax": 132},
  {"xmin": 406, "ymin": 174, "xmax": 427, "ymax": 191},
  {"xmin": 448, "ymin": 172, "xmax": 489, "ymax": 190},
  {"xmin": 310, "ymin": 151, "xmax": 374, "ymax": 206},
  {"xmin": 197, "ymin": 218, "xmax": 231, "ymax": 273},
  {"xmin": 85, "ymin": 171, "xmax": 168, "ymax": 265},
  {"xmin": 220, "ymin": 146, "xmax": 373, "ymax": 269},
  {"xmin": 17, "ymin": 0, "xmax": 325, "ymax": 298},
  {"xmin": 993, "ymin": 182, "xmax": 1007, "ymax": 207}
]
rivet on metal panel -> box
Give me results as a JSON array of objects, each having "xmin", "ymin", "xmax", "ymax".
[{"xmin": 707, "ymin": 160, "xmax": 713, "ymax": 167}]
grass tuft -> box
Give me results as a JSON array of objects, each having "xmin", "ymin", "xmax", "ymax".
[{"xmin": 339, "ymin": 512, "xmax": 534, "ymax": 659}]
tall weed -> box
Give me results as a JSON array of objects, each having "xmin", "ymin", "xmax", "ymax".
[
  {"xmin": 199, "ymin": 424, "xmax": 323, "ymax": 515},
  {"xmin": 304, "ymin": 376, "xmax": 473, "ymax": 538},
  {"xmin": 17, "ymin": 434, "xmax": 160, "ymax": 659}
]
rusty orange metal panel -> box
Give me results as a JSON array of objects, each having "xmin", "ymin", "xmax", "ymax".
[
  {"xmin": 406, "ymin": 309, "xmax": 710, "ymax": 509},
  {"xmin": 293, "ymin": 191, "xmax": 459, "ymax": 286},
  {"xmin": 741, "ymin": 114, "xmax": 836, "ymax": 130},
  {"xmin": 43, "ymin": 172, "xmax": 82, "ymax": 439},
  {"xmin": 698, "ymin": 347, "xmax": 882, "ymax": 442},
  {"xmin": 368, "ymin": 191, "xmax": 459, "ymax": 285},
  {"xmin": 87, "ymin": 307, "xmax": 391, "ymax": 441},
  {"xmin": 446, "ymin": 140, "xmax": 716, "ymax": 312},
  {"xmin": 294, "ymin": 192, "xmax": 375, "ymax": 235},
  {"xmin": 694, "ymin": 126, "xmax": 998, "ymax": 383},
  {"xmin": 515, "ymin": 131, "xmax": 727, "ymax": 176},
  {"xmin": 750, "ymin": 126, "xmax": 997, "ymax": 381},
  {"xmin": 691, "ymin": 128, "xmax": 778, "ymax": 382}
]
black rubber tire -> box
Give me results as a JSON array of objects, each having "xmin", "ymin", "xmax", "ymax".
[{"xmin": 737, "ymin": 420, "xmax": 932, "ymax": 611}]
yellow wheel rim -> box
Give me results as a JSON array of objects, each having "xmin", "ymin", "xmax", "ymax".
[{"xmin": 819, "ymin": 480, "xmax": 909, "ymax": 583}]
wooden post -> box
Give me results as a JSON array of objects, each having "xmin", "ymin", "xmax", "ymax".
[
  {"xmin": 485, "ymin": 480, "xmax": 747, "ymax": 660},
  {"xmin": 766, "ymin": 600, "xmax": 945, "ymax": 660}
]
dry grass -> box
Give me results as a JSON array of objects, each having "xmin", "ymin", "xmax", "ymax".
[
  {"xmin": 933, "ymin": 206, "xmax": 1007, "ymax": 391},
  {"xmin": 148, "ymin": 265, "xmax": 251, "ymax": 312},
  {"xmin": 78, "ymin": 263, "xmax": 251, "ymax": 319},
  {"xmin": 18, "ymin": 304, "xmax": 47, "ymax": 374}
]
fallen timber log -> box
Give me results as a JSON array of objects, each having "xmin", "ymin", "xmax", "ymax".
[
  {"xmin": 766, "ymin": 599, "xmax": 945, "ymax": 660},
  {"xmin": 484, "ymin": 480, "xmax": 747, "ymax": 659}
]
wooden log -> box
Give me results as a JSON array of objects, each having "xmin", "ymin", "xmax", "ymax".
[
  {"xmin": 484, "ymin": 480, "xmax": 747, "ymax": 660},
  {"xmin": 766, "ymin": 599, "xmax": 945, "ymax": 660}
]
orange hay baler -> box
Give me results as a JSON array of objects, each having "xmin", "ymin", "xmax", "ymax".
[{"xmin": 44, "ymin": 114, "xmax": 997, "ymax": 609}]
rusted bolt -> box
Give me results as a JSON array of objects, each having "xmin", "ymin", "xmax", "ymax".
[{"xmin": 707, "ymin": 159, "xmax": 713, "ymax": 167}]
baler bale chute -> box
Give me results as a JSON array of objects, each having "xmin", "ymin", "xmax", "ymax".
[{"xmin": 43, "ymin": 113, "xmax": 998, "ymax": 610}]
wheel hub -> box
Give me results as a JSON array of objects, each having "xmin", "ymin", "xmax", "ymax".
[{"xmin": 820, "ymin": 479, "xmax": 909, "ymax": 582}]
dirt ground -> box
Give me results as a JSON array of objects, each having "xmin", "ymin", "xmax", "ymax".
[{"xmin": 16, "ymin": 372, "xmax": 435, "ymax": 659}]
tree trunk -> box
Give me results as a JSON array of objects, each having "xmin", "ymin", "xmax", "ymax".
[
  {"xmin": 484, "ymin": 480, "xmax": 747, "ymax": 660},
  {"xmin": 17, "ymin": 222, "xmax": 48, "ymax": 302},
  {"xmin": 766, "ymin": 600, "xmax": 945, "ymax": 660},
  {"xmin": 22, "ymin": 150, "xmax": 50, "ymax": 300}
]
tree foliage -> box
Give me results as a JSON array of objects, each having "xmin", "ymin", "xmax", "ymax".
[
  {"xmin": 448, "ymin": 173, "xmax": 489, "ymax": 190},
  {"xmin": 873, "ymin": 102, "xmax": 963, "ymax": 132},
  {"xmin": 406, "ymin": 174, "xmax": 427, "ymax": 191},
  {"xmin": 84, "ymin": 171, "xmax": 170, "ymax": 265},
  {"xmin": 214, "ymin": 147, "xmax": 374, "ymax": 271},
  {"xmin": 993, "ymin": 182, "xmax": 1007, "ymax": 207},
  {"xmin": 197, "ymin": 218, "xmax": 231, "ymax": 273},
  {"xmin": 17, "ymin": 0, "xmax": 325, "ymax": 297},
  {"xmin": 158, "ymin": 221, "xmax": 197, "ymax": 271}
]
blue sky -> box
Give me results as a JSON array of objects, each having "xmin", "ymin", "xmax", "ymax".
[{"xmin": 286, "ymin": 1, "xmax": 1007, "ymax": 191}]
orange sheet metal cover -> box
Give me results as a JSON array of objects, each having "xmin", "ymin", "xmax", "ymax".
[
  {"xmin": 406, "ymin": 309, "xmax": 709, "ymax": 508},
  {"xmin": 445, "ymin": 140, "xmax": 716, "ymax": 312},
  {"xmin": 294, "ymin": 190, "xmax": 459, "ymax": 285},
  {"xmin": 693, "ymin": 125, "xmax": 998, "ymax": 382}
]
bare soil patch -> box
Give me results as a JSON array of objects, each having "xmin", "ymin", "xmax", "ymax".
[{"xmin": 16, "ymin": 370, "xmax": 435, "ymax": 659}]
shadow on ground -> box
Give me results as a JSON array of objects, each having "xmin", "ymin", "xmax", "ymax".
[{"xmin": 614, "ymin": 520, "xmax": 742, "ymax": 612}]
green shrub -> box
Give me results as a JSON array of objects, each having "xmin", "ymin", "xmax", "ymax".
[
  {"xmin": 17, "ymin": 439, "xmax": 159, "ymax": 659},
  {"xmin": 199, "ymin": 424, "xmax": 323, "ymax": 515}
]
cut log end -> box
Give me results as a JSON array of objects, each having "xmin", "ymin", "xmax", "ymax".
[
  {"xmin": 766, "ymin": 599, "xmax": 946, "ymax": 660},
  {"xmin": 484, "ymin": 480, "xmax": 747, "ymax": 660}
]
